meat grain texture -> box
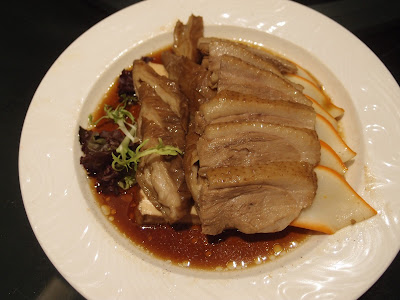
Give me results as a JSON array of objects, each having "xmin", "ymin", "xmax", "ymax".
[
  {"xmin": 137, "ymin": 15, "xmax": 321, "ymax": 235},
  {"xmin": 133, "ymin": 60, "xmax": 191, "ymax": 223}
]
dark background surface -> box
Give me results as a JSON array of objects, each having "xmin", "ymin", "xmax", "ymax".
[{"xmin": 1, "ymin": 0, "xmax": 399, "ymax": 299}]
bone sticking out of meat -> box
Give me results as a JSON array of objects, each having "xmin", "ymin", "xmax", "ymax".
[
  {"xmin": 162, "ymin": 51, "xmax": 216, "ymax": 116},
  {"xmin": 173, "ymin": 14, "xmax": 204, "ymax": 63},
  {"xmin": 196, "ymin": 162, "xmax": 317, "ymax": 235},
  {"xmin": 215, "ymin": 55, "xmax": 311, "ymax": 106},
  {"xmin": 198, "ymin": 37, "xmax": 298, "ymax": 74},
  {"xmin": 133, "ymin": 61, "xmax": 191, "ymax": 223},
  {"xmin": 195, "ymin": 90, "xmax": 316, "ymax": 132}
]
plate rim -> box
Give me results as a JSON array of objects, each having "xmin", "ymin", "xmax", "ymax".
[{"xmin": 19, "ymin": 0, "xmax": 400, "ymax": 299}]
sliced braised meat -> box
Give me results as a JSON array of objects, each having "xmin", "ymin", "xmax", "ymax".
[
  {"xmin": 136, "ymin": 151, "xmax": 191, "ymax": 223},
  {"xmin": 133, "ymin": 59, "xmax": 189, "ymax": 130},
  {"xmin": 247, "ymin": 46, "xmax": 298, "ymax": 74},
  {"xmin": 206, "ymin": 40, "xmax": 283, "ymax": 77},
  {"xmin": 205, "ymin": 40, "xmax": 303, "ymax": 89},
  {"xmin": 135, "ymin": 189, "xmax": 201, "ymax": 225},
  {"xmin": 216, "ymin": 55, "xmax": 311, "ymax": 106},
  {"xmin": 197, "ymin": 113, "xmax": 311, "ymax": 132},
  {"xmin": 182, "ymin": 124, "xmax": 201, "ymax": 202},
  {"xmin": 196, "ymin": 162, "xmax": 317, "ymax": 235},
  {"xmin": 162, "ymin": 51, "xmax": 216, "ymax": 116},
  {"xmin": 155, "ymin": 31, "xmax": 320, "ymax": 234},
  {"xmin": 133, "ymin": 64, "xmax": 191, "ymax": 223},
  {"xmin": 198, "ymin": 37, "xmax": 298, "ymax": 74},
  {"xmin": 173, "ymin": 15, "xmax": 204, "ymax": 63},
  {"xmin": 195, "ymin": 90, "xmax": 315, "ymax": 132},
  {"xmin": 197, "ymin": 121, "xmax": 320, "ymax": 168},
  {"xmin": 137, "ymin": 83, "xmax": 186, "ymax": 150}
]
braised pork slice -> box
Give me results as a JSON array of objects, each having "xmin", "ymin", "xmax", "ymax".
[
  {"xmin": 205, "ymin": 40, "xmax": 303, "ymax": 90},
  {"xmin": 198, "ymin": 37, "xmax": 298, "ymax": 74},
  {"xmin": 133, "ymin": 60, "xmax": 189, "ymax": 130},
  {"xmin": 162, "ymin": 51, "xmax": 216, "ymax": 115},
  {"xmin": 161, "ymin": 51, "xmax": 215, "ymax": 202},
  {"xmin": 183, "ymin": 124, "xmax": 201, "ymax": 202},
  {"xmin": 197, "ymin": 121, "xmax": 320, "ymax": 168},
  {"xmin": 173, "ymin": 14, "xmax": 204, "ymax": 63},
  {"xmin": 133, "ymin": 62, "xmax": 191, "ymax": 223},
  {"xmin": 196, "ymin": 90, "xmax": 315, "ymax": 132},
  {"xmin": 206, "ymin": 40, "xmax": 283, "ymax": 78},
  {"xmin": 196, "ymin": 162, "xmax": 317, "ymax": 235},
  {"xmin": 215, "ymin": 55, "xmax": 311, "ymax": 106}
]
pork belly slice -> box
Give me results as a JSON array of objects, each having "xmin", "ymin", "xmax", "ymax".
[
  {"xmin": 197, "ymin": 121, "xmax": 320, "ymax": 168},
  {"xmin": 196, "ymin": 90, "xmax": 315, "ymax": 132},
  {"xmin": 132, "ymin": 59, "xmax": 189, "ymax": 130},
  {"xmin": 162, "ymin": 51, "xmax": 216, "ymax": 115},
  {"xmin": 196, "ymin": 162, "xmax": 317, "ymax": 235},
  {"xmin": 135, "ymin": 189, "xmax": 201, "ymax": 225},
  {"xmin": 137, "ymin": 83, "xmax": 186, "ymax": 150},
  {"xmin": 134, "ymin": 82, "xmax": 191, "ymax": 223},
  {"xmin": 198, "ymin": 37, "xmax": 298, "ymax": 74},
  {"xmin": 216, "ymin": 55, "xmax": 311, "ymax": 106},
  {"xmin": 206, "ymin": 40, "xmax": 283, "ymax": 77},
  {"xmin": 137, "ymin": 152, "xmax": 191, "ymax": 223},
  {"xmin": 205, "ymin": 39, "xmax": 303, "ymax": 90},
  {"xmin": 183, "ymin": 124, "xmax": 201, "ymax": 202},
  {"xmin": 173, "ymin": 15, "xmax": 204, "ymax": 63},
  {"xmin": 161, "ymin": 52, "xmax": 215, "ymax": 202}
]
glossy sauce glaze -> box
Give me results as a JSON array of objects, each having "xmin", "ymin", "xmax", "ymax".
[
  {"xmin": 92, "ymin": 177, "xmax": 310, "ymax": 270},
  {"xmin": 89, "ymin": 62, "xmax": 311, "ymax": 271}
]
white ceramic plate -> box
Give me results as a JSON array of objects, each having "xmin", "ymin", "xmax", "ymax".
[{"xmin": 19, "ymin": 0, "xmax": 400, "ymax": 299}]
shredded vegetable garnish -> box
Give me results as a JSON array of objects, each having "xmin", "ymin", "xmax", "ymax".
[
  {"xmin": 89, "ymin": 101, "xmax": 139, "ymax": 144},
  {"xmin": 112, "ymin": 138, "xmax": 182, "ymax": 172},
  {"xmin": 87, "ymin": 101, "xmax": 182, "ymax": 190},
  {"xmin": 119, "ymin": 93, "xmax": 138, "ymax": 105}
]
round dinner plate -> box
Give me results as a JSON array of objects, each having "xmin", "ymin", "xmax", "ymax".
[{"xmin": 19, "ymin": 0, "xmax": 400, "ymax": 299}]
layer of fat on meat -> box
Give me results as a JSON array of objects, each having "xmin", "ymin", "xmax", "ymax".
[
  {"xmin": 148, "ymin": 62, "xmax": 169, "ymax": 77},
  {"xmin": 137, "ymin": 165, "xmax": 376, "ymax": 234},
  {"xmin": 136, "ymin": 41, "xmax": 373, "ymax": 234}
]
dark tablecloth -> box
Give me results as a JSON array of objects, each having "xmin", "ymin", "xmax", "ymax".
[{"xmin": 2, "ymin": 0, "xmax": 399, "ymax": 299}]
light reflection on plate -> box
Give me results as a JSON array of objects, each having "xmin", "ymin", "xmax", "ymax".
[{"xmin": 19, "ymin": 0, "xmax": 400, "ymax": 299}]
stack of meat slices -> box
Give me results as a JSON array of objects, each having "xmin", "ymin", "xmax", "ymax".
[
  {"xmin": 191, "ymin": 38, "xmax": 321, "ymax": 235},
  {"xmin": 157, "ymin": 15, "xmax": 319, "ymax": 235},
  {"xmin": 193, "ymin": 90, "xmax": 320, "ymax": 235},
  {"xmin": 132, "ymin": 60, "xmax": 191, "ymax": 223},
  {"xmin": 134, "ymin": 15, "xmax": 375, "ymax": 235}
]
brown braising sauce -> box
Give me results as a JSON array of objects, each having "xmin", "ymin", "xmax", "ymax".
[{"xmin": 89, "ymin": 47, "xmax": 311, "ymax": 271}]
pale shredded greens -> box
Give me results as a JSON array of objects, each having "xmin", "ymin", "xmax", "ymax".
[
  {"xmin": 89, "ymin": 101, "xmax": 139, "ymax": 144},
  {"xmin": 89, "ymin": 100, "xmax": 182, "ymax": 189}
]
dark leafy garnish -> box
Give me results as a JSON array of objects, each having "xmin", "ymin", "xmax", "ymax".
[
  {"xmin": 119, "ymin": 93, "xmax": 138, "ymax": 104},
  {"xmin": 89, "ymin": 101, "xmax": 139, "ymax": 144},
  {"xmin": 141, "ymin": 56, "xmax": 154, "ymax": 63},
  {"xmin": 79, "ymin": 127, "xmax": 128, "ymax": 194},
  {"xmin": 118, "ymin": 69, "xmax": 137, "ymax": 104},
  {"xmin": 80, "ymin": 65, "xmax": 183, "ymax": 194}
]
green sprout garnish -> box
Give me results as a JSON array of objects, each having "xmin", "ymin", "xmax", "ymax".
[
  {"xmin": 117, "ymin": 175, "xmax": 136, "ymax": 190},
  {"xmin": 119, "ymin": 93, "xmax": 138, "ymax": 104},
  {"xmin": 89, "ymin": 101, "xmax": 139, "ymax": 144},
  {"xmin": 112, "ymin": 138, "xmax": 182, "ymax": 172},
  {"xmin": 88, "ymin": 101, "xmax": 182, "ymax": 190}
]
